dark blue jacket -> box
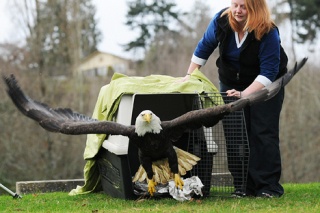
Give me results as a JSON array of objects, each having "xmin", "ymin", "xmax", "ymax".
[{"xmin": 194, "ymin": 8, "xmax": 288, "ymax": 90}]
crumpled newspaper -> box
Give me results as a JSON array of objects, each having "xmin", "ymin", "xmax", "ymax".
[
  {"xmin": 133, "ymin": 176, "xmax": 204, "ymax": 201},
  {"xmin": 168, "ymin": 176, "xmax": 204, "ymax": 201}
]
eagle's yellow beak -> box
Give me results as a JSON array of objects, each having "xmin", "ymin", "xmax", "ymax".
[{"xmin": 143, "ymin": 113, "xmax": 152, "ymax": 123}]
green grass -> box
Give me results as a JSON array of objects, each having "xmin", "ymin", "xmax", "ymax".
[{"xmin": 1, "ymin": 183, "xmax": 319, "ymax": 213}]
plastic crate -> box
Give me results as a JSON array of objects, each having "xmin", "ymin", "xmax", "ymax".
[
  {"xmin": 96, "ymin": 148, "xmax": 136, "ymax": 199},
  {"xmin": 97, "ymin": 93, "xmax": 249, "ymax": 199}
]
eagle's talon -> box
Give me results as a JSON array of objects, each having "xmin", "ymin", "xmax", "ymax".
[
  {"xmin": 147, "ymin": 178, "xmax": 156, "ymax": 196},
  {"xmin": 174, "ymin": 174, "xmax": 184, "ymax": 190}
]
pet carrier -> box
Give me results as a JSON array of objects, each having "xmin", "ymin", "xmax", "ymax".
[{"xmin": 97, "ymin": 93, "xmax": 249, "ymax": 199}]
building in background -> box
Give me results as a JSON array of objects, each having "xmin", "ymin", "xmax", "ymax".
[{"xmin": 77, "ymin": 50, "xmax": 135, "ymax": 77}]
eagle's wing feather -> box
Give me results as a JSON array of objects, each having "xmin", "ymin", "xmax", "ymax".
[
  {"xmin": 3, "ymin": 58, "xmax": 307, "ymax": 136},
  {"xmin": 162, "ymin": 57, "xmax": 308, "ymax": 131},
  {"xmin": 3, "ymin": 74, "xmax": 135, "ymax": 136}
]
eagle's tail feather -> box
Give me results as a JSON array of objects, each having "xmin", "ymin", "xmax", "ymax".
[
  {"xmin": 132, "ymin": 148, "xmax": 200, "ymax": 184},
  {"xmin": 178, "ymin": 164, "xmax": 187, "ymax": 176},
  {"xmin": 132, "ymin": 165, "xmax": 145, "ymax": 182},
  {"xmin": 175, "ymin": 147, "xmax": 201, "ymax": 162},
  {"xmin": 178, "ymin": 158, "xmax": 193, "ymax": 171}
]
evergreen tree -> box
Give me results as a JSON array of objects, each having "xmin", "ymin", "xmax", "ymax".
[
  {"xmin": 288, "ymin": 0, "xmax": 320, "ymax": 44},
  {"xmin": 124, "ymin": 0, "xmax": 183, "ymax": 54}
]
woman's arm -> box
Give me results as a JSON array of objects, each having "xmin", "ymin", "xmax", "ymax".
[{"xmin": 227, "ymin": 81, "xmax": 264, "ymax": 98}]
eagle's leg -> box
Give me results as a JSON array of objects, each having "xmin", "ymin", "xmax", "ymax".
[
  {"xmin": 174, "ymin": 173, "xmax": 184, "ymax": 190},
  {"xmin": 141, "ymin": 155, "xmax": 157, "ymax": 196},
  {"xmin": 168, "ymin": 147, "xmax": 184, "ymax": 190}
]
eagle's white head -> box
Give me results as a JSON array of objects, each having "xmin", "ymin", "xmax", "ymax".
[{"xmin": 135, "ymin": 110, "xmax": 162, "ymax": 136}]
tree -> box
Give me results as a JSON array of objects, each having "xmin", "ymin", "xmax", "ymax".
[
  {"xmin": 288, "ymin": 0, "xmax": 320, "ymax": 44},
  {"xmin": 138, "ymin": 0, "xmax": 219, "ymax": 79},
  {"xmin": 124, "ymin": 0, "xmax": 183, "ymax": 55},
  {"xmin": 270, "ymin": 0, "xmax": 320, "ymax": 60},
  {"xmin": 0, "ymin": 1, "xmax": 102, "ymax": 187},
  {"xmin": 15, "ymin": 0, "xmax": 101, "ymax": 78}
]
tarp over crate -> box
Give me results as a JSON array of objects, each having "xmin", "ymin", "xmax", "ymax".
[{"xmin": 69, "ymin": 69, "xmax": 221, "ymax": 196}]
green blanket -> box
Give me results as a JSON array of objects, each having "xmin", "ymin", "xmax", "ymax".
[{"xmin": 69, "ymin": 69, "xmax": 220, "ymax": 195}]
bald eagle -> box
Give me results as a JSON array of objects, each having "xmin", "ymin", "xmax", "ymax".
[{"xmin": 2, "ymin": 58, "xmax": 307, "ymax": 196}]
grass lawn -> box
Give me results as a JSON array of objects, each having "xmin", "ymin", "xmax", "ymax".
[{"xmin": 0, "ymin": 182, "xmax": 319, "ymax": 213}]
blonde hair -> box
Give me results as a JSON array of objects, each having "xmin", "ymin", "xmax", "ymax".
[{"xmin": 221, "ymin": 0, "xmax": 275, "ymax": 40}]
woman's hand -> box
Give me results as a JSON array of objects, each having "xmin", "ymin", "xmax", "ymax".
[
  {"xmin": 176, "ymin": 62, "xmax": 201, "ymax": 83},
  {"xmin": 226, "ymin": 89, "xmax": 242, "ymax": 98},
  {"xmin": 176, "ymin": 74, "xmax": 191, "ymax": 83}
]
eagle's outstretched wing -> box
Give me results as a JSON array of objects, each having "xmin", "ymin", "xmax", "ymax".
[
  {"xmin": 3, "ymin": 58, "xmax": 307, "ymax": 136},
  {"xmin": 162, "ymin": 57, "xmax": 308, "ymax": 131},
  {"xmin": 2, "ymin": 74, "xmax": 135, "ymax": 136}
]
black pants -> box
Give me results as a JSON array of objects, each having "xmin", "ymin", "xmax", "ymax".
[{"xmin": 220, "ymin": 82, "xmax": 284, "ymax": 197}]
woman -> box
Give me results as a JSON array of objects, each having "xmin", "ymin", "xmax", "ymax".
[{"xmin": 181, "ymin": 0, "xmax": 288, "ymax": 198}]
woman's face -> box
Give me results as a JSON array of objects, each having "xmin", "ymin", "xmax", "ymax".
[{"xmin": 231, "ymin": 0, "xmax": 248, "ymax": 26}]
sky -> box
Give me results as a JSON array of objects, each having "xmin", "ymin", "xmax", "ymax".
[{"xmin": 0, "ymin": 0, "xmax": 230, "ymax": 59}]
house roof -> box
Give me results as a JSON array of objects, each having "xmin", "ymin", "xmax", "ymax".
[{"xmin": 81, "ymin": 50, "xmax": 130, "ymax": 64}]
